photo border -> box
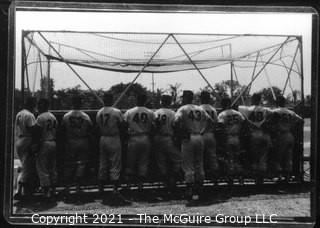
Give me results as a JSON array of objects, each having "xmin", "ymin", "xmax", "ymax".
[{"xmin": 2, "ymin": 1, "xmax": 319, "ymax": 226}]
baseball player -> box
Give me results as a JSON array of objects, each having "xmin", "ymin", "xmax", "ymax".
[
  {"xmin": 238, "ymin": 93, "xmax": 272, "ymax": 184},
  {"xmin": 199, "ymin": 91, "xmax": 219, "ymax": 181},
  {"xmin": 124, "ymin": 93, "xmax": 155, "ymax": 194},
  {"xmin": 270, "ymin": 96, "xmax": 303, "ymax": 182},
  {"xmin": 153, "ymin": 95, "xmax": 181, "ymax": 194},
  {"xmin": 14, "ymin": 97, "xmax": 38, "ymax": 200},
  {"xmin": 96, "ymin": 93, "xmax": 130, "ymax": 205},
  {"xmin": 174, "ymin": 90, "xmax": 211, "ymax": 203},
  {"xmin": 217, "ymin": 97, "xmax": 245, "ymax": 183},
  {"xmin": 62, "ymin": 96, "xmax": 93, "ymax": 196},
  {"xmin": 34, "ymin": 98, "xmax": 58, "ymax": 200}
]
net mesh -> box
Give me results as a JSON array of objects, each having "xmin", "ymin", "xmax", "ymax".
[{"xmin": 22, "ymin": 31, "xmax": 302, "ymax": 103}]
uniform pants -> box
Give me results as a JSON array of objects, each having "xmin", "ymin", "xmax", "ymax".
[
  {"xmin": 202, "ymin": 132, "xmax": 218, "ymax": 178},
  {"xmin": 272, "ymin": 131, "xmax": 294, "ymax": 173},
  {"xmin": 249, "ymin": 130, "xmax": 271, "ymax": 173},
  {"xmin": 181, "ymin": 134, "xmax": 205, "ymax": 184},
  {"xmin": 153, "ymin": 135, "xmax": 181, "ymax": 178},
  {"xmin": 125, "ymin": 135, "xmax": 150, "ymax": 179},
  {"xmin": 225, "ymin": 135, "xmax": 243, "ymax": 175},
  {"xmin": 64, "ymin": 138, "xmax": 89, "ymax": 185},
  {"xmin": 36, "ymin": 141, "xmax": 57, "ymax": 187},
  {"xmin": 98, "ymin": 136, "xmax": 121, "ymax": 182},
  {"xmin": 16, "ymin": 137, "xmax": 37, "ymax": 185}
]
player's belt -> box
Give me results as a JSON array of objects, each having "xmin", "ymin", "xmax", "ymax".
[
  {"xmin": 157, "ymin": 133, "xmax": 173, "ymax": 137},
  {"xmin": 41, "ymin": 139, "xmax": 55, "ymax": 142},
  {"xmin": 190, "ymin": 132, "xmax": 202, "ymax": 135},
  {"xmin": 101, "ymin": 134, "xmax": 119, "ymax": 137},
  {"xmin": 18, "ymin": 135, "xmax": 32, "ymax": 138},
  {"xmin": 129, "ymin": 132, "xmax": 149, "ymax": 136}
]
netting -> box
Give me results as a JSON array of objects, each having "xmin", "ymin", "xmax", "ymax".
[{"xmin": 21, "ymin": 31, "xmax": 302, "ymax": 104}]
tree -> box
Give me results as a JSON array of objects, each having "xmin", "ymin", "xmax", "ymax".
[
  {"xmin": 40, "ymin": 77, "xmax": 55, "ymax": 98},
  {"xmin": 258, "ymin": 86, "xmax": 282, "ymax": 105},
  {"xmin": 167, "ymin": 83, "xmax": 181, "ymax": 106}
]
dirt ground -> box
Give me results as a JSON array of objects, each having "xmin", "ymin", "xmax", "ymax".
[{"xmin": 13, "ymin": 183, "xmax": 311, "ymax": 217}]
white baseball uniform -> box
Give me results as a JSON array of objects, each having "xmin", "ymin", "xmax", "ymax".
[
  {"xmin": 15, "ymin": 109, "xmax": 37, "ymax": 185},
  {"xmin": 124, "ymin": 106, "xmax": 155, "ymax": 178},
  {"xmin": 218, "ymin": 109, "xmax": 245, "ymax": 175},
  {"xmin": 200, "ymin": 104, "xmax": 218, "ymax": 178},
  {"xmin": 35, "ymin": 111, "xmax": 58, "ymax": 187},
  {"xmin": 96, "ymin": 106, "xmax": 124, "ymax": 182},
  {"xmin": 238, "ymin": 105, "xmax": 272, "ymax": 173},
  {"xmin": 270, "ymin": 107, "xmax": 303, "ymax": 173},
  {"xmin": 153, "ymin": 108, "xmax": 181, "ymax": 178},
  {"xmin": 62, "ymin": 110, "xmax": 93, "ymax": 184},
  {"xmin": 174, "ymin": 104, "xmax": 209, "ymax": 184}
]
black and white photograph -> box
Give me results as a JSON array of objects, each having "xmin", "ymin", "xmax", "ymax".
[{"xmin": 2, "ymin": 2, "xmax": 319, "ymax": 227}]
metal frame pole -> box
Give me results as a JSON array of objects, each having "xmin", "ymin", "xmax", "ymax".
[
  {"xmin": 247, "ymin": 52, "xmax": 260, "ymax": 95},
  {"xmin": 38, "ymin": 32, "xmax": 104, "ymax": 106},
  {"xmin": 112, "ymin": 34, "xmax": 171, "ymax": 107},
  {"xmin": 282, "ymin": 42, "xmax": 300, "ymax": 96},
  {"xmin": 47, "ymin": 57, "xmax": 51, "ymax": 108},
  {"xmin": 259, "ymin": 55, "xmax": 276, "ymax": 101},
  {"xmin": 171, "ymin": 34, "xmax": 215, "ymax": 92},
  {"xmin": 231, "ymin": 37, "xmax": 290, "ymax": 107},
  {"xmin": 21, "ymin": 32, "xmax": 26, "ymax": 104},
  {"xmin": 232, "ymin": 65, "xmax": 245, "ymax": 105},
  {"xmin": 230, "ymin": 62, "xmax": 234, "ymax": 99}
]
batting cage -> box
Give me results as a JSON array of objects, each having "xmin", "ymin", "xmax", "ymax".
[{"xmin": 19, "ymin": 31, "xmax": 306, "ymax": 187}]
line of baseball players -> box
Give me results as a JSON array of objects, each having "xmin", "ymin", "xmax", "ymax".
[{"xmin": 14, "ymin": 90, "xmax": 303, "ymax": 205}]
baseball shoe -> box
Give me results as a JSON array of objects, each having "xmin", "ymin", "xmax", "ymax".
[
  {"xmin": 104, "ymin": 191, "xmax": 132, "ymax": 206},
  {"xmin": 186, "ymin": 194, "xmax": 201, "ymax": 207}
]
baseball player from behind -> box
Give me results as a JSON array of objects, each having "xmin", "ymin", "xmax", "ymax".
[
  {"xmin": 14, "ymin": 97, "xmax": 38, "ymax": 200},
  {"xmin": 199, "ymin": 91, "xmax": 219, "ymax": 181},
  {"xmin": 217, "ymin": 97, "xmax": 245, "ymax": 183},
  {"xmin": 34, "ymin": 98, "xmax": 58, "ymax": 200},
  {"xmin": 153, "ymin": 95, "xmax": 181, "ymax": 194},
  {"xmin": 270, "ymin": 96, "xmax": 303, "ymax": 182},
  {"xmin": 174, "ymin": 90, "xmax": 211, "ymax": 204},
  {"xmin": 62, "ymin": 96, "xmax": 93, "ymax": 196},
  {"xmin": 238, "ymin": 93, "xmax": 272, "ymax": 184},
  {"xmin": 124, "ymin": 93, "xmax": 155, "ymax": 193},
  {"xmin": 96, "ymin": 93, "xmax": 131, "ymax": 205}
]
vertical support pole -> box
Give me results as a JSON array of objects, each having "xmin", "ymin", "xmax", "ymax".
[
  {"xmin": 230, "ymin": 62, "xmax": 234, "ymax": 99},
  {"xmin": 298, "ymin": 37, "xmax": 304, "ymax": 182},
  {"xmin": 21, "ymin": 31, "xmax": 25, "ymax": 104},
  {"xmin": 47, "ymin": 57, "xmax": 51, "ymax": 109}
]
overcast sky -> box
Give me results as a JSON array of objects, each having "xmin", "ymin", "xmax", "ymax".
[{"xmin": 16, "ymin": 10, "xmax": 313, "ymax": 96}]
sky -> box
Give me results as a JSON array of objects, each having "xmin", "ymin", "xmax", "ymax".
[{"xmin": 15, "ymin": 9, "xmax": 313, "ymax": 96}]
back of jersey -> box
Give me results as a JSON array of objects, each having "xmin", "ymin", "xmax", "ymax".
[
  {"xmin": 239, "ymin": 105, "xmax": 271, "ymax": 129},
  {"xmin": 96, "ymin": 107, "xmax": 123, "ymax": 136},
  {"xmin": 272, "ymin": 107, "xmax": 302, "ymax": 132},
  {"xmin": 218, "ymin": 109, "xmax": 244, "ymax": 135},
  {"xmin": 15, "ymin": 109, "xmax": 36, "ymax": 138},
  {"xmin": 175, "ymin": 104, "xmax": 209, "ymax": 134},
  {"xmin": 154, "ymin": 108, "xmax": 175, "ymax": 136},
  {"xmin": 200, "ymin": 104, "xmax": 218, "ymax": 132},
  {"xmin": 124, "ymin": 107, "xmax": 155, "ymax": 135},
  {"xmin": 63, "ymin": 110, "xmax": 92, "ymax": 139},
  {"xmin": 36, "ymin": 112, "xmax": 57, "ymax": 141}
]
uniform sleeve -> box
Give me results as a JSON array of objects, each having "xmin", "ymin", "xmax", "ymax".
[
  {"xmin": 174, "ymin": 107, "xmax": 183, "ymax": 123},
  {"xmin": 26, "ymin": 114, "xmax": 36, "ymax": 128},
  {"xmin": 35, "ymin": 115, "xmax": 44, "ymax": 128},
  {"xmin": 86, "ymin": 114, "xmax": 93, "ymax": 126},
  {"xmin": 124, "ymin": 110, "xmax": 129, "ymax": 122},
  {"xmin": 217, "ymin": 113, "xmax": 225, "ymax": 123},
  {"xmin": 118, "ymin": 110, "xmax": 124, "ymax": 123},
  {"xmin": 96, "ymin": 110, "xmax": 101, "ymax": 126},
  {"xmin": 238, "ymin": 112, "xmax": 246, "ymax": 122}
]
